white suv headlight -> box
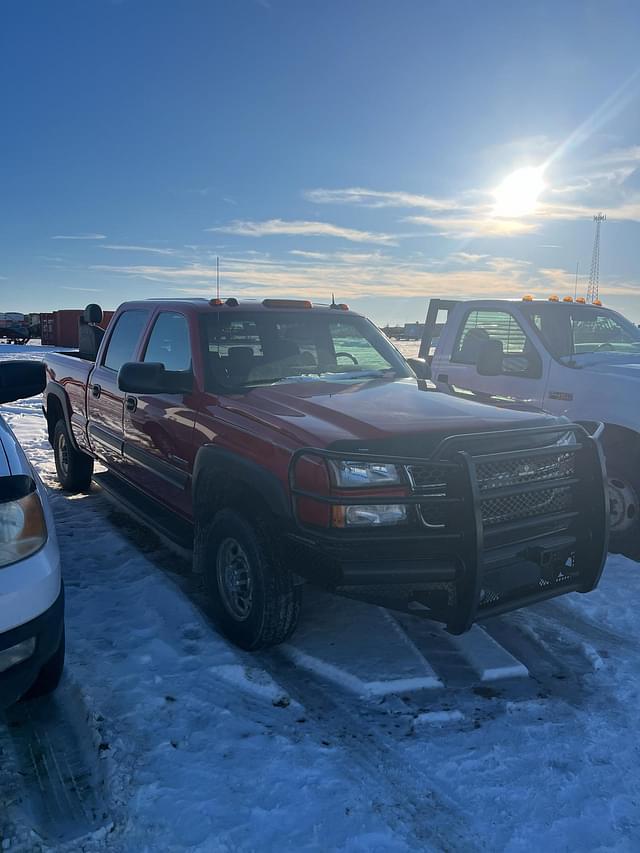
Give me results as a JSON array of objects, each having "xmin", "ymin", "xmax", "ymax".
[
  {"xmin": 0, "ymin": 482, "xmax": 47, "ymax": 569},
  {"xmin": 328, "ymin": 460, "xmax": 401, "ymax": 488}
]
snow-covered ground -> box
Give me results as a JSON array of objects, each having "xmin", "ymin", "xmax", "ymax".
[{"xmin": 2, "ymin": 343, "xmax": 640, "ymax": 852}]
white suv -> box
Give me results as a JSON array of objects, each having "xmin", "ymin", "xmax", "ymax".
[{"xmin": 0, "ymin": 360, "xmax": 64, "ymax": 708}]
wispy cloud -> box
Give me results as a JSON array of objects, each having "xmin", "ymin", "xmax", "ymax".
[
  {"xmin": 61, "ymin": 286, "xmax": 103, "ymax": 292},
  {"xmin": 88, "ymin": 248, "xmax": 638, "ymax": 303},
  {"xmin": 102, "ymin": 244, "xmax": 176, "ymax": 255},
  {"xmin": 305, "ymin": 187, "xmax": 461, "ymax": 211},
  {"xmin": 52, "ymin": 233, "xmax": 107, "ymax": 240},
  {"xmin": 208, "ymin": 218, "xmax": 398, "ymax": 245}
]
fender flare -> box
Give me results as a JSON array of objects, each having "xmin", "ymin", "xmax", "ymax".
[
  {"xmin": 43, "ymin": 382, "xmax": 82, "ymax": 451},
  {"xmin": 192, "ymin": 445, "xmax": 291, "ymax": 521}
]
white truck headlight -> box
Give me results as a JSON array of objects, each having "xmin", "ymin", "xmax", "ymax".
[
  {"xmin": 0, "ymin": 486, "xmax": 47, "ymax": 569},
  {"xmin": 329, "ymin": 460, "xmax": 401, "ymax": 488}
]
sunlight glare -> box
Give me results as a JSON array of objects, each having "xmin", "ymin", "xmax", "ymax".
[{"xmin": 493, "ymin": 166, "xmax": 545, "ymax": 218}]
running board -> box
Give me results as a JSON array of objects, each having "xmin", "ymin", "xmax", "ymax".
[{"xmin": 93, "ymin": 471, "xmax": 194, "ymax": 553}]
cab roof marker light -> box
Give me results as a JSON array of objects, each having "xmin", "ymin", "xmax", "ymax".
[
  {"xmin": 262, "ymin": 299, "xmax": 312, "ymax": 309},
  {"xmin": 575, "ymin": 297, "xmax": 586, "ymax": 304},
  {"xmin": 522, "ymin": 294, "xmax": 534, "ymax": 301},
  {"xmin": 593, "ymin": 298, "xmax": 603, "ymax": 306},
  {"xmin": 209, "ymin": 298, "xmax": 224, "ymax": 306},
  {"xmin": 549, "ymin": 294, "xmax": 559, "ymax": 302},
  {"xmin": 563, "ymin": 296, "xmax": 574, "ymax": 302},
  {"xmin": 330, "ymin": 302, "xmax": 349, "ymax": 310},
  {"xmin": 225, "ymin": 297, "xmax": 239, "ymax": 307}
]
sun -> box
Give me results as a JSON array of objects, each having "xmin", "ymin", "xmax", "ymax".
[{"xmin": 493, "ymin": 166, "xmax": 545, "ymax": 218}]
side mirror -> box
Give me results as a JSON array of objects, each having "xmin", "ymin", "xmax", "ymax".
[
  {"xmin": 407, "ymin": 357, "xmax": 431, "ymax": 380},
  {"xmin": 0, "ymin": 360, "xmax": 46, "ymax": 404},
  {"xmin": 117, "ymin": 362, "xmax": 193, "ymax": 395},
  {"xmin": 476, "ymin": 340, "xmax": 503, "ymax": 376}
]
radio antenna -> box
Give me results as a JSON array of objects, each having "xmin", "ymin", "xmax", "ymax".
[{"xmin": 216, "ymin": 256, "xmax": 220, "ymax": 301}]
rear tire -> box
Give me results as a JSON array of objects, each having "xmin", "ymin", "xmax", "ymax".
[
  {"xmin": 195, "ymin": 508, "xmax": 301, "ymax": 650},
  {"xmin": 22, "ymin": 630, "xmax": 65, "ymax": 701},
  {"xmin": 53, "ymin": 419, "xmax": 93, "ymax": 492}
]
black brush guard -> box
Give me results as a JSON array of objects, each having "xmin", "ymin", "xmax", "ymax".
[{"xmin": 288, "ymin": 424, "xmax": 609, "ymax": 634}]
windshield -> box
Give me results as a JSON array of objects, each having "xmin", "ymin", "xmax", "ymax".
[
  {"xmin": 201, "ymin": 310, "xmax": 411, "ymax": 389},
  {"xmin": 524, "ymin": 305, "xmax": 640, "ymax": 359}
]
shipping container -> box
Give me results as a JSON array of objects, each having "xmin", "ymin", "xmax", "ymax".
[{"xmin": 40, "ymin": 309, "xmax": 114, "ymax": 347}]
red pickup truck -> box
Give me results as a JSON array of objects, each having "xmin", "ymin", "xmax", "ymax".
[{"xmin": 43, "ymin": 299, "xmax": 609, "ymax": 649}]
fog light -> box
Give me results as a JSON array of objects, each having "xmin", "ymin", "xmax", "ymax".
[
  {"xmin": 332, "ymin": 504, "xmax": 408, "ymax": 527},
  {"xmin": 0, "ymin": 637, "xmax": 36, "ymax": 674}
]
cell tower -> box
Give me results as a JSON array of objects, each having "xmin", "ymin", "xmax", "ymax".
[{"xmin": 586, "ymin": 213, "xmax": 606, "ymax": 303}]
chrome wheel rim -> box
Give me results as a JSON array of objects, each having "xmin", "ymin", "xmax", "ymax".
[
  {"xmin": 608, "ymin": 475, "xmax": 639, "ymax": 534},
  {"xmin": 216, "ymin": 538, "xmax": 253, "ymax": 621},
  {"xmin": 57, "ymin": 431, "xmax": 70, "ymax": 478}
]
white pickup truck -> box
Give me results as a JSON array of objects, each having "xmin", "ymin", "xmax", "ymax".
[{"xmin": 418, "ymin": 297, "xmax": 640, "ymax": 557}]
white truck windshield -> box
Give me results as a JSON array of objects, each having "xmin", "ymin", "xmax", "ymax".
[{"xmin": 525, "ymin": 305, "xmax": 640, "ymax": 358}]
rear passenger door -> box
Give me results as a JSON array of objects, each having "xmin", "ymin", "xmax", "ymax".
[
  {"xmin": 88, "ymin": 309, "xmax": 149, "ymax": 471},
  {"xmin": 436, "ymin": 308, "xmax": 547, "ymax": 407},
  {"xmin": 122, "ymin": 311, "xmax": 197, "ymax": 517}
]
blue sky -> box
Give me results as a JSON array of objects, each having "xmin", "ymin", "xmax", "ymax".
[{"xmin": 2, "ymin": 0, "xmax": 640, "ymax": 324}]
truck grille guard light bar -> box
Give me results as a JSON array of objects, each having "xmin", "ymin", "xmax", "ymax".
[{"xmin": 288, "ymin": 423, "xmax": 609, "ymax": 634}]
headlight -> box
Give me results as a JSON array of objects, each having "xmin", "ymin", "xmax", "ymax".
[
  {"xmin": 0, "ymin": 485, "xmax": 47, "ymax": 569},
  {"xmin": 332, "ymin": 504, "xmax": 408, "ymax": 527},
  {"xmin": 328, "ymin": 460, "xmax": 402, "ymax": 488}
]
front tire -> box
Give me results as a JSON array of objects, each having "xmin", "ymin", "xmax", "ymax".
[
  {"xmin": 53, "ymin": 419, "xmax": 93, "ymax": 492},
  {"xmin": 195, "ymin": 509, "xmax": 301, "ymax": 650},
  {"xmin": 607, "ymin": 465, "xmax": 640, "ymax": 560}
]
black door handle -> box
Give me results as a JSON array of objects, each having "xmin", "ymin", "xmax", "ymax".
[
  {"xmin": 125, "ymin": 395, "xmax": 137, "ymax": 413},
  {"xmin": 91, "ymin": 384, "xmax": 102, "ymax": 398}
]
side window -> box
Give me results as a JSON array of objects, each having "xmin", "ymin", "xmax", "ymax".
[
  {"xmin": 103, "ymin": 310, "xmax": 149, "ymax": 372},
  {"xmin": 329, "ymin": 320, "xmax": 389, "ymax": 370},
  {"xmin": 453, "ymin": 310, "xmax": 539, "ymax": 377},
  {"xmin": 144, "ymin": 312, "xmax": 192, "ymax": 371}
]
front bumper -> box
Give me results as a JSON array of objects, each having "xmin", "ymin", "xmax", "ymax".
[
  {"xmin": 0, "ymin": 585, "xmax": 64, "ymax": 709},
  {"xmin": 287, "ymin": 424, "xmax": 609, "ymax": 633}
]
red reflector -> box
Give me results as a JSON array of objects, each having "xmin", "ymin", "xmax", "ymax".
[{"xmin": 262, "ymin": 299, "xmax": 312, "ymax": 309}]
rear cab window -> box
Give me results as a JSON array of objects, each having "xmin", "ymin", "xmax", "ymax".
[
  {"xmin": 102, "ymin": 310, "xmax": 149, "ymax": 372},
  {"xmin": 453, "ymin": 309, "xmax": 540, "ymax": 377}
]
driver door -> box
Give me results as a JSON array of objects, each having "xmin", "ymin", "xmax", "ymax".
[{"xmin": 122, "ymin": 310, "xmax": 197, "ymax": 517}]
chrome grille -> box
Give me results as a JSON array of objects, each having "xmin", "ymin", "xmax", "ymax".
[
  {"xmin": 475, "ymin": 451, "xmax": 575, "ymax": 492},
  {"xmin": 481, "ymin": 485, "xmax": 572, "ymax": 526},
  {"xmin": 406, "ymin": 463, "xmax": 448, "ymax": 492}
]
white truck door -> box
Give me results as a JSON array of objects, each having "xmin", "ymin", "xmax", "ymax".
[{"xmin": 431, "ymin": 303, "xmax": 549, "ymax": 408}]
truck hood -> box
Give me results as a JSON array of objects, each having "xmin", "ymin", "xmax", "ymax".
[{"xmin": 223, "ymin": 377, "xmax": 561, "ymax": 454}]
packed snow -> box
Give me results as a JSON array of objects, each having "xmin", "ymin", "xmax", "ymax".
[{"xmin": 1, "ymin": 343, "xmax": 640, "ymax": 852}]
